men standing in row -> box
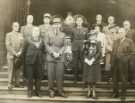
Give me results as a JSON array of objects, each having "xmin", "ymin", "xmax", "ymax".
[
  {"xmin": 45, "ymin": 15, "xmax": 66, "ymax": 98},
  {"xmin": 6, "ymin": 22, "xmax": 24, "ymax": 90},
  {"xmin": 111, "ymin": 28, "xmax": 135, "ymax": 99}
]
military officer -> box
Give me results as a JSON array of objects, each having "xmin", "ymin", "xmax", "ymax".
[
  {"xmin": 103, "ymin": 16, "xmax": 119, "ymax": 82},
  {"xmin": 72, "ymin": 14, "xmax": 88, "ymax": 83},
  {"xmin": 21, "ymin": 15, "xmax": 35, "ymax": 43},
  {"xmin": 111, "ymin": 28, "xmax": 135, "ymax": 99},
  {"xmin": 46, "ymin": 15, "xmax": 66, "ymax": 98},
  {"xmin": 5, "ymin": 22, "xmax": 24, "ymax": 90},
  {"xmin": 39, "ymin": 13, "xmax": 53, "ymax": 78},
  {"xmin": 123, "ymin": 20, "xmax": 135, "ymax": 82}
]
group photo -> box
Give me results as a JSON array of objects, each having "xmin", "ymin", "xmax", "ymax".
[{"xmin": 0, "ymin": 0, "xmax": 135, "ymax": 103}]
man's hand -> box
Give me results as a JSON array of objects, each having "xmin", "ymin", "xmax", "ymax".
[
  {"xmin": 16, "ymin": 52, "xmax": 21, "ymax": 57},
  {"xmin": 53, "ymin": 52, "xmax": 60, "ymax": 58}
]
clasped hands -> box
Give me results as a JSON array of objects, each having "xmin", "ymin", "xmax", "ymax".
[
  {"xmin": 52, "ymin": 52, "xmax": 61, "ymax": 59},
  {"xmin": 84, "ymin": 58, "xmax": 95, "ymax": 66}
]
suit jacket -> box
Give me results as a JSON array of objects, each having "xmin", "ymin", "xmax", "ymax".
[
  {"xmin": 25, "ymin": 40, "xmax": 45, "ymax": 64},
  {"xmin": 111, "ymin": 38, "xmax": 135, "ymax": 67},
  {"xmin": 5, "ymin": 32, "xmax": 24, "ymax": 59},
  {"xmin": 45, "ymin": 30, "xmax": 66, "ymax": 62}
]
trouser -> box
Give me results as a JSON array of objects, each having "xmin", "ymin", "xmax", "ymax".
[
  {"xmin": 72, "ymin": 51, "xmax": 83, "ymax": 80},
  {"xmin": 47, "ymin": 62, "xmax": 64, "ymax": 92},
  {"xmin": 7, "ymin": 57, "xmax": 21, "ymax": 87},
  {"xmin": 105, "ymin": 52, "xmax": 111, "ymax": 71},
  {"xmin": 112, "ymin": 58, "xmax": 128, "ymax": 95}
]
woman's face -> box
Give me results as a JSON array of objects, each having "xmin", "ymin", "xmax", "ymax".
[
  {"xmin": 108, "ymin": 16, "xmax": 114, "ymax": 24},
  {"xmin": 76, "ymin": 17, "xmax": 83, "ymax": 26},
  {"xmin": 43, "ymin": 17, "xmax": 51, "ymax": 24},
  {"xmin": 65, "ymin": 16, "xmax": 74, "ymax": 24}
]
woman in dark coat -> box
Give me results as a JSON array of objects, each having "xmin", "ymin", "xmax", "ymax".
[
  {"xmin": 83, "ymin": 31, "xmax": 102, "ymax": 98},
  {"xmin": 24, "ymin": 27, "xmax": 44, "ymax": 97}
]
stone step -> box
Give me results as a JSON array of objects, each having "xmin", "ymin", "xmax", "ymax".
[
  {"xmin": 0, "ymin": 86, "xmax": 135, "ymax": 97},
  {"xmin": 0, "ymin": 94, "xmax": 135, "ymax": 103},
  {"xmin": 0, "ymin": 71, "xmax": 83, "ymax": 81},
  {"xmin": 0, "ymin": 78, "xmax": 135, "ymax": 89}
]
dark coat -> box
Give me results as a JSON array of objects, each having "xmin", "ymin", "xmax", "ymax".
[
  {"xmin": 126, "ymin": 29, "xmax": 135, "ymax": 81},
  {"xmin": 24, "ymin": 40, "xmax": 45, "ymax": 79},
  {"xmin": 83, "ymin": 41, "xmax": 102, "ymax": 82}
]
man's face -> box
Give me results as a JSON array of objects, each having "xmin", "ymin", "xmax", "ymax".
[
  {"xmin": 65, "ymin": 16, "xmax": 74, "ymax": 24},
  {"xmin": 52, "ymin": 18, "xmax": 62, "ymax": 29},
  {"xmin": 118, "ymin": 28, "xmax": 126, "ymax": 39},
  {"xmin": 76, "ymin": 17, "xmax": 83, "ymax": 26},
  {"xmin": 27, "ymin": 15, "xmax": 33, "ymax": 24},
  {"xmin": 94, "ymin": 26, "xmax": 100, "ymax": 33},
  {"xmin": 43, "ymin": 17, "xmax": 51, "ymax": 24},
  {"xmin": 96, "ymin": 14, "xmax": 102, "ymax": 22},
  {"xmin": 12, "ymin": 22, "xmax": 19, "ymax": 32},
  {"xmin": 108, "ymin": 16, "xmax": 114, "ymax": 24},
  {"xmin": 123, "ymin": 21, "xmax": 131, "ymax": 30}
]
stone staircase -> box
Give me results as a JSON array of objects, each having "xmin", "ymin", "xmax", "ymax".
[{"xmin": 0, "ymin": 66, "xmax": 135, "ymax": 103}]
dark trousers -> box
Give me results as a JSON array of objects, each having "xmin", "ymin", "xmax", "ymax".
[
  {"xmin": 47, "ymin": 62, "xmax": 64, "ymax": 92},
  {"xmin": 72, "ymin": 51, "xmax": 83, "ymax": 80},
  {"xmin": 112, "ymin": 58, "xmax": 129, "ymax": 95}
]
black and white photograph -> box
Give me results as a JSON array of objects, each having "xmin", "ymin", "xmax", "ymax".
[{"xmin": 0, "ymin": 0, "xmax": 135, "ymax": 103}]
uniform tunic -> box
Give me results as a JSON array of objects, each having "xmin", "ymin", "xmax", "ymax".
[
  {"xmin": 72, "ymin": 27, "xmax": 88, "ymax": 75},
  {"xmin": 21, "ymin": 25, "xmax": 35, "ymax": 43},
  {"xmin": 5, "ymin": 32, "xmax": 24, "ymax": 85},
  {"xmin": 83, "ymin": 41, "xmax": 102, "ymax": 82}
]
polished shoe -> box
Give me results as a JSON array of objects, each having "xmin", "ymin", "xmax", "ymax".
[
  {"xmin": 14, "ymin": 82, "xmax": 22, "ymax": 87},
  {"xmin": 35, "ymin": 91, "xmax": 42, "ymax": 97},
  {"xmin": 112, "ymin": 93, "xmax": 119, "ymax": 98},
  {"xmin": 28, "ymin": 91, "xmax": 33, "ymax": 97},
  {"xmin": 8, "ymin": 84, "xmax": 13, "ymax": 91},
  {"xmin": 87, "ymin": 89, "xmax": 92, "ymax": 98},
  {"xmin": 49, "ymin": 90, "xmax": 55, "ymax": 98},
  {"xmin": 92, "ymin": 90, "xmax": 97, "ymax": 99},
  {"xmin": 58, "ymin": 91, "xmax": 67, "ymax": 98}
]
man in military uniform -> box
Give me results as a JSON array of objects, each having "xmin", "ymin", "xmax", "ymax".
[
  {"xmin": 39, "ymin": 13, "xmax": 53, "ymax": 77},
  {"xmin": 103, "ymin": 16, "xmax": 119, "ymax": 82},
  {"xmin": 123, "ymin": 20, "xmax": 135, "ymax": 82},
  {"xmin": 111, "ymin": 28, "xmax": 135, "ymax": 99},
  {"xmin": 21, "ymin": 15, "xmax": 35, "ymax": 43},
  {"xmin": 5, "ymin": 22, "xmax": 24, "ymax": 90},
  {"xmin": 45, "ymin": 15, "xmax": 66, "ymax": 98}
]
